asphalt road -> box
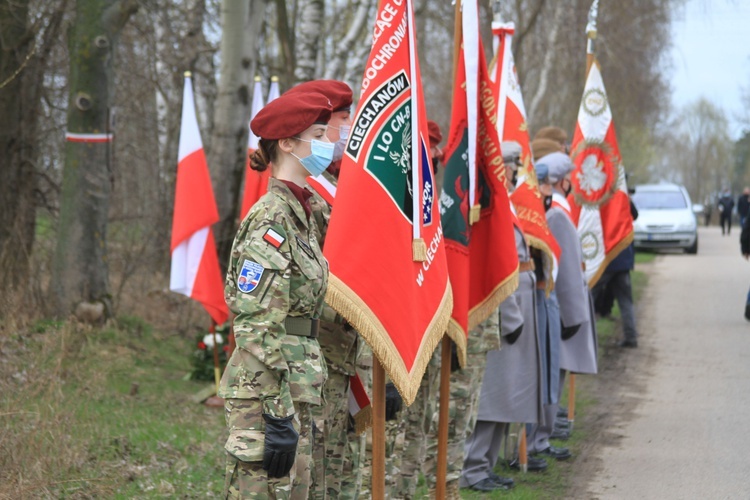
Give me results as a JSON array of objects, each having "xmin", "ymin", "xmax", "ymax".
[{"xmin": 583, "ymin": 226, "xmax": 750, "ymax": 499}]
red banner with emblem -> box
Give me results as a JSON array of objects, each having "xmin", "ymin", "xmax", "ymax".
[
  {"xmin": 491, "ymin": 23, "xmax": 560, "ymax": 287},
  {"xmin": 323, "ymin": 0, "xmax": 452, "ymax": 404},
  {"xmin": 567, "ymin": 60, "xmax": 633, "ymax": 287},
  {"xmin": 441, "ymin": 3, "xmax": 519, "ymax": 365}
]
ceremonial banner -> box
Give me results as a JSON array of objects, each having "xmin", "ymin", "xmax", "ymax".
[
  {"xmin": 324, "ymin": 0, "xmax": 452, "ymax": 404},
  {"xmin": 441, "ymin": 0, "xmax": 519, "ymax": 364},
  {"xmin": 240, "ymin": 77, "xmax": 280, "ymax": 219},
  {"xmin": 492, "ymin": 22, "xmax": 560, "ymax": 286},
  {"xmin": 170, "ymin": 73, "xmax": 229, "ymax": 325},
  {"xmin": 567, "ymin": 61, "xmax": 633, "ymax": 286}
]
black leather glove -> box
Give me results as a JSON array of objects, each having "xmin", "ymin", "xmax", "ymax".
[
  {"xmin": 504, "ymin": 324, "xmax": 523, "ymax": 345},
  {"xmin": 561, "ymin": 323, "xmax": 581, "ymax": 341},
  {"xmin": 385, "ymin": 382, "xmax": 403, "ymax": 421},
  {"xmin": 450, "ymin": 340, "xmax": 461, "ymax": 372},
  {"xmin": 262, "ymin": 414, "xmax": 298, "ymax": 478}
]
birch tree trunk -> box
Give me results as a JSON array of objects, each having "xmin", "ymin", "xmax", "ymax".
[
  {"xmin": 323, "ymin": 0, "xmax": 373, "ymax": 81},
  {"xmin": 52, "ymin": 0, "xmax": 139, "ymax": 318},
  {"xmin": 294, "ymin": 0, "xmax": 324, "ymax": 83},
  {"xmin": 208, "ymin": 0, "xmax": 263, "ymax": 269}
]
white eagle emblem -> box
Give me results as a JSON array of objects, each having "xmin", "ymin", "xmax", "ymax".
[
  {"xmin": 578, "ymin": 153, "xmax": 607, "ymax": 195},
  {"xmin": 389, "ymin": 126, "xmax": 413, "ymax": 196}
]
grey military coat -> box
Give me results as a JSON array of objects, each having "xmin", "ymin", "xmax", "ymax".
[
  {"xmin": 476, "ymin": 224, "xmax": 544, "ymax": 424},
  {"xmin": 547, "ymin": 192, "xmax": 598, "ymax": 375}
]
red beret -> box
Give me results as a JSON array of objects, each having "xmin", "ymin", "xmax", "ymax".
[
  {"xmin": 250, "ymin": 91, "xmax": 332, "ymax": 140},
  {"xmin": 427, "ymin": 120, "xmax": 442, "ymax": 148},
  {"xmin": 286, "ymin": 80, "xmax": 353, "ymax": 112}
]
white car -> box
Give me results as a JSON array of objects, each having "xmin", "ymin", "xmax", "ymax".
[{"xmin": 631, "ymin": 183, "xmax": 698, "ymax": 254}]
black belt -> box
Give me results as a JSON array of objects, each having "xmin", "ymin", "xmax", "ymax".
[{"xmin": 284, "ymin": 317, "xmax": 320, "ymax": 338}]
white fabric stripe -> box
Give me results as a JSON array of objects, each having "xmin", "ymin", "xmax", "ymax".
[
  {"xmin": 65, "ymin": 132, "xmax": 113, "ymax": 141},
  {"xmin": 248, "ymin": 80, "xmax": 264, "ymax": 150},
  {"xmin": 552, "ymin": 192, "xmax": 571, "ymax": 212},
  {"xmin": 406, "ymin": 0, "xmax": 421, "ymax": 240},
  {"xmin": 577, "ymin": 64, "xmax": 612, "ymax": 141},
  {"xmin": 178, "ymin": 76, "xmax": 204, "ymax": 162},
  {"xmin": 577, "ymin": 205, "xmax": 605, "ymax": 284},
  {"xmin": 169, "ymin": 226, "xmax": 210, "ymax": 297},
  {"xmin": 348, "ymin": 386, "xmax": 361, "ymax": 414},
  {"xmin": 463, "ymin": 0, "xmax": 479, "ymax": 211},
  {"xmin": 311, "ymin": 174, "xmax": 337, "ymax": 198},
  {"xmin": 267, "ymin": 80, "xmax": 280, "ymax": 102}
]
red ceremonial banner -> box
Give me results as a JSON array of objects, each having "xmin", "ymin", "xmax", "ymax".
[
  {"xmin": 441, "ymin": 9, "xmax": 519, "ymax": 364},
  {"xmin": 323, "ymin": 0, "xmax": 452, "ymax": 404}
]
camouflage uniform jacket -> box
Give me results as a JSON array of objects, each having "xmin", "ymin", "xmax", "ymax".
[
  {"xmin": 219, "ymin": 178, "xmax": 328, "ymax": 418},
  {"xmin": 307, "ymin": 169, "xmax": 359, "ymax": 376}
]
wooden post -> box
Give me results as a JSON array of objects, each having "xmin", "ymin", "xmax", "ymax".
[
  {"xmin": 567, "ymin": 373, "xmax": 576, "ymax": 431},
  {"xmin": 372, "ymin": 358, "xmax": 386, "ymax": 499},
  {"xmin": 435, "ymin": 337, "xmax": 452, "ymax": 498},
  {"xmin": 518, "ymin": 426, "xmax": 528, "ymax": 473}
]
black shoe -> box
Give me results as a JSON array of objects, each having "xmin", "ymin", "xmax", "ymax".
[
  {"xmin": 467, "ymin": 477, "xmax": 508, "ymax": 492},
  {"xmin": 536, "ymin": 445, "xmax": 572, "ymax": 461},
  {"xmin": 618, "ymin": 338, "xmax": 638, "ymax": 348},
  {"xmin": 744, "ymin": 304, "xmax": 750, "ymax": 321},
  {"xmin": 488, "ymin": 471, "xmax": 515, "ymax": 488},
  {"xmin": 507, "ymin": 456, "xmax": 548, "ymax": 472},
  {"xmin": 555, "ymin": 416, "xmax": 570, "ymax": 428},
  {"xmin": 556, "ymin": 408, "xmax": 568, "ymax": 419},
  {"xmin": 550, "ymin": 427, "xmax": 570, "ymax": 440}
]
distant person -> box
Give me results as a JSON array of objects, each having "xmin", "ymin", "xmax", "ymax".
[
  {"xmin": 740, "ymin": 215, "xmax": 750, "ymax": 321},
  {"xmin": 718, "ymin": 189, "xmax": 734, "ymax": 236},
  {"xmin": 703, "ymin": 196, "xmax": 713, "ymax": 227},
  {"xmin": 737, "ymin": 187, "xmax": 750, "ymax": 227}
]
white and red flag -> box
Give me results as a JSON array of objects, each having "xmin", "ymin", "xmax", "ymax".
[
  {"xmin": 170, "ymin": 73, "xmax": 229, "ymax": 325},
  {"xmin": 567, "ymin": 62, "xmax": 633, "ymax": 286},
  {"xmin": 324, "ymin": 0, "xmax": 452, "ymax": 404}
]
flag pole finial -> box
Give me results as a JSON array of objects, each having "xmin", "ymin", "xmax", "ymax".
[
  {"xmin": 184, "ymin": 71, "xmax": 192, "ymax": 78},
  {"xmin": 254, "ymin": 75, "xmax": 261, "ymax": 82},
  {"xmin": 271, "ymin": 75, "xmax": 279, "ymax": 82}
]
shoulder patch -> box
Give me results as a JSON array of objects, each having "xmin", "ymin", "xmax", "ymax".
[
  {"xmin": 237, "ymin": 259, "xmax": 264, "ymax": 293},
  {"xmin": 263, "ymin": 228, "xmax": 286, "ymax": 249}
]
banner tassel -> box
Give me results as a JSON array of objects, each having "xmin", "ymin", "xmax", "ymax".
[
  {"xmin": 353, "ymin": 405, "xmax": 373, "ymax": 436},
  {"xmin": 469, "ymin": 204, "xmax": 481, "ymax": 225},
  {"xmin": 412, "ymin": 238, "xmax": 427, "ymax": 262}
]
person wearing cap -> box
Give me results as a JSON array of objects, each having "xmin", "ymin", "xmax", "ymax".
[
  {"xmin": 220, "ymin": 91, "xmax": 334, "ymax": 499},
  {"xmin": 544, "ymin": 150, "xmax": 599, "ymax": 437},
  {"xmin": 285, "ymin": 79, "xmax": 369, "ymax": 499},
  {"xmin": 460, "ymin": 141, "xmax": 542, "ymax": 492},
  {"xmin": 534, "ymin": 126, "xmax": 569, "ymax": 154},
  {"xmin": 524, "ymin": 148, "xmax": 571, "ymax": 463}
]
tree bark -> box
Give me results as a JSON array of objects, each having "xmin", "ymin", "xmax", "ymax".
[
  {"xmin": 323, "ymin": 0, "xmax": 373, "ymax": 81},
  {"xmin": 293, "ymin": 0, "xmax": 324, "ymax": 83},
  {"xmin": 52, "ymin": 0, "xmax": 138, "ymax": 318}
]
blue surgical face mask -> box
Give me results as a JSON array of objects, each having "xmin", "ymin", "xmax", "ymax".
[
  {"xmin": 292, "ymin": 138, "xmax": 334, "ymax": 177},
  {"xmin": 330, "ymin": 125, "xmax": 350, "ymax": 161}
]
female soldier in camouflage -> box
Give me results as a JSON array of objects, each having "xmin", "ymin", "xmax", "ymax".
[{"xmin": 219, "ymin": 91, "xmax": 333, "ymax": 499}]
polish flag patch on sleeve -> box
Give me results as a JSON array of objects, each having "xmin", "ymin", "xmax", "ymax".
[{"xmin": 263, "ymin": 228, "xmax": 285, "ymax": 249}]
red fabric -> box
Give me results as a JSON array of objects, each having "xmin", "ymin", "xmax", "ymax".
[
  {"xmin": 240, "ymin": 154, "xmax": 271, "ymax": 219},
  {"xmin": 323, "ymin": 0, "xmax": 451, "ymax": 397},
  {"xmin": 279, "ymin": 180, "xmax": 313, "ymax": 219},
  {"xmin": 190, "ymin": 229, "xmax": 230, "ymax": 324},
  {"xmin": 286, "ymin": 80, "xmax": 353, "ymax": 111},
  {"xmin": 170, "ymin": 148, "xmax": 220, "ymax": 251},
  {"xmin": 250, "ymin": 91, "xmax": 332, "ymax": 140}
]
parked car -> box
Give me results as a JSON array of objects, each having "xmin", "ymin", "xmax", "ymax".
[{"xmin": 631, "ymin": 183, "xmax": 698, "ymax": 254}]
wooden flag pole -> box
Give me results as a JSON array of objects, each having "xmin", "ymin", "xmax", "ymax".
[
  {"xmin": 518, "ymin": 426, "xmax": 528, "ymax": 473},
  {"xmin": 435, "ymin": 337, "xmax": 452, "ymax": 499},
  {"xmin": 210, "ymin": 321, "xmax": 221, "ymax": 394},
  {"xmin": 568, "ymin": 373, "xmax": 576, "ymax": 431},
  {"xmin": 372, "ymin": 358, "xmax": 386, "ymax": 499}
]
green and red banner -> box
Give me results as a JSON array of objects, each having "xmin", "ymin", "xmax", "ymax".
[
  {"xmin": 492, "ymin": 22, "xmax": 560, "ymax": 286},
  {"xmin": 441, "ymin": 0, "xmax": 519, "ymax": 365},
  {"xmin": 568, "ymin": 61, "xmax": 633, "ymax": 287},
  {"xmin": 324, "ymin": 0, "xmax": 452, "ymax": 404}
]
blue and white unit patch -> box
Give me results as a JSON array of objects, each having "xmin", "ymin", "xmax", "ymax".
[{"xmin": 237, "ymin": 259, "xmax": 264, "ymax": 293}]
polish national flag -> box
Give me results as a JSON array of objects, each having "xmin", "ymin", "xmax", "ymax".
[
  {"xmin": 170, "ymin": 73, "xmax": 229, "ymax": 325},
  {"xmin": 240, "ymin": 77, "xmax": 271, "ymax": 219}
]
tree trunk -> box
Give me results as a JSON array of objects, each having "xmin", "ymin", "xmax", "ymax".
[
  {"xmin": 293, "ymin": 0, "xmax": 324, "ymax": 83},
  {"xmin": 209, "ymin": 0, "xmax": 264, "ymax": 270},
  {"xmin": 52, "ymin": 0, "xmax": 138, "ymax": 318},
  {"xmin": 323, "ymin": 0, "xmax": 373, "ymax": 81}
]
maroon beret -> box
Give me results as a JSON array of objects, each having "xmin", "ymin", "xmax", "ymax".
[
  {"xmin": 286, "ymin": 80, "xmax": 353, "ymax": 112},
  {"xmin": 250, "ymin": 91, "xmax": 332, "ymax": 140},
  {"xmin": 427, "ymin": 120, "xmax": 442, "ymax": 148}
]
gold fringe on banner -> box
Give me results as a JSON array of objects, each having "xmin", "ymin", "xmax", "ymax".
[
  {"xmin": 587, "ymin": 230, "xmax": 634, "ymax": 289},
  {"xmin": 469, "ymin": 204, "xmax": 481, "ymax": 225},
  {"xmin": 412, "ymin": 238, "xmax": 427, "ymax": 262},
  {"xmin": 468, "ymin": 267, "xmax": 520, "ymax": 331},
  {"xmin": 353, "ymin": 405, "xmax": 373, "ymax": 436},
  {"xmin": 325, "ymin": 274, "xmax": 453, "ymax": 405},
  {"xmin": 445, "ymin": 318, "xmax": 468, "ymax": 368}
]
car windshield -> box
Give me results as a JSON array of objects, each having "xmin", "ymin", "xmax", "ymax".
[{"xmin": 632, "ymin": 191, "xmax": 687, "ymax": 209}]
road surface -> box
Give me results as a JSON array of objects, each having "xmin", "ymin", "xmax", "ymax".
[{"xmin": 575, "ymin": 226, "xmax": 750, "ymax": 498}]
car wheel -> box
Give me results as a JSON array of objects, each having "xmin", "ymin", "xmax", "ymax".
[{"xmin": 685, "ymin": 236, "xmax": 698, "ymax": 255}]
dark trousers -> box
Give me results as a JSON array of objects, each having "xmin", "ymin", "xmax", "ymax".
[
  {"xmin": 720, "ymin": 212, "xmax": 732, "ymax": 235},
  {"xmin": 592, "ymin": 270, "xmax": 638, "ymax": 341}
]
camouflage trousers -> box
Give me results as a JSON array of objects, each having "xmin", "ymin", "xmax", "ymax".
[
  {"xmin": 223, "ymin": 398, "xmax": 313, "ymax": 499},
  {"xmin": 310, "ymin": 370, "xmax": 361, "ymax": 499},
  {"xmin": 388, "ymin": 350, "xmax": 440, "ymax": 498}
]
